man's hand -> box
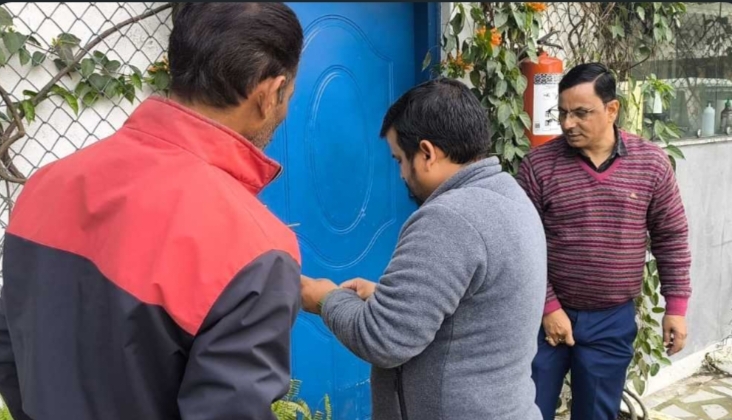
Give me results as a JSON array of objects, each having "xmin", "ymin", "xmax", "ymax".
[
  {"xmin": 542, "ymin": 309, "xmax": 575, "ymax": 347},
  {"xmin": 663, "ymin": 315, "xmax": 687, "ymax": 356},
  {"xmin": 340, "ymin": 278, "xmax": 376, "ymax": 301},
  {"xmin": 300, "ymin": 275, "xmax": 338, "ymax": 315}
]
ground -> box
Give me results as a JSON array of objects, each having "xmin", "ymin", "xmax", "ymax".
[{"xmin": 645, "ymin": 373, "xmax": 732, "ymax": 420}]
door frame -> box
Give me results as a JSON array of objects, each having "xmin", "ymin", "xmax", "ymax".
[{"xmin": 414, "ymin": 3, "xmax": 442, "ymax": 83}]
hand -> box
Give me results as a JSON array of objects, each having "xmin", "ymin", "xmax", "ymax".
[
  {"xmin": 542, "ymin": 309, "xmax": 575, "ymax": 347},
  {"xmin": 300, "ymin": 275, "xmax": 338, "ymax": 315},
  {"xmin": 340, "ymin": 278, "xmax": 376, "ymax": 301},
  {"xmin": 663, "ymin": 315, "xmax": 687, "ymax": 356}
]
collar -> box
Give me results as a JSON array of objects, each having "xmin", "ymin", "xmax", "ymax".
[
  {"xmin": 424, "ymin": 157, "xmax": 502, "ymax": 205},
  {"xmin": 564, "ymin": 125, "xmax": 628, "ymax": 158},
  {"xmin": 123, "ymin": 97, "xmax": 281, "ymax": 195}
]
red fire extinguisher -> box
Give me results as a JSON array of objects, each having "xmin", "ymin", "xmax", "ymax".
[{"xmin": 520, "ymin": 50, "xmax": 564, "ymax": 148}]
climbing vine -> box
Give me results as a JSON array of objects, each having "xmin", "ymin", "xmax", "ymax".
[{"xmin": 0, "ymin": 4, "xmax": 173, "ymax": 184}]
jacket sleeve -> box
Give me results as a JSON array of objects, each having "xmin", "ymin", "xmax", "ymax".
[
  {"xmin": 516, "ymin": 157, "xmax": 560, "ymax": 315},
  {"xmin": 177, "ymin": 250, "xmax": 300, "ymax": 420},
  {"xmin": 0, "ymin": 289, "xmax": 31, "ymax": 420},
  {"xmin": 647, "ymin": 157, "xmax": 692, "ymax": 316},
  {"xmin": 321, "ymin": 204, "xmax": 486, "ymax": 369}
]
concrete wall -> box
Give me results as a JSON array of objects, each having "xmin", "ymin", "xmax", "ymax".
[{"xmin": 673, "ymin": 138, "xmax": 732, "ymax": 355}]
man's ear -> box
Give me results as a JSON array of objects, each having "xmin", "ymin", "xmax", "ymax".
[
  {"xmin": 418, "ymin": 140, "xmax": 438, "ymax": 168},
  {"xmin": 255, "ymin": 75, "xmax": 288, "ymax": 118},
  {"xmin": 607, "ymin": 99, "xmax": 620, "ymax": 123}
]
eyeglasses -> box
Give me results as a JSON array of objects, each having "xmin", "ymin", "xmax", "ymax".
[{"xmin": 557, "ymin": 107, "xmax": 601, "ymax": 122}]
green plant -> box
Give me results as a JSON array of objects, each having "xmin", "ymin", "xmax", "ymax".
[
  {"xmin": 0, "ymin": 4, "xmax": 173, "ymax": 184},
  {"xmin": 272, "ymin": 379, "xmax": 332, "ymax": 420},
  {"xmin": 424, "ymin": 2, "xmax": 549, "ymax": 174}
]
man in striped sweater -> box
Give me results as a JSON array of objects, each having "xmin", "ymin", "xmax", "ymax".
[{"xmin": 517, "ymin": 63, "xmax": 692, "ymax": 420}]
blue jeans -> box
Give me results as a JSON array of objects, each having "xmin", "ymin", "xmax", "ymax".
[{"xmin": 532, "ymin": 300, "xmax": 637, "ymax": 420}]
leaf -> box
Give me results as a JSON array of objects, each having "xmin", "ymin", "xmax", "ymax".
[
  {"xmin": 64, "ymin": 92, "xmax": 79, "ymax": 115},
  {"xmin": 504, "ymin": 142, "xmax": 516, "ymax": 161},
  {"xmin": 422, "ymin": 51, "xmax": 432, "ymax": 71},
  {"xmin": 57, "ymin": 32, "xmax": 81, "ymax": 47},
  {"xmin": 652, "ymin": 307, "xmax": 665, "ymax": 313},
  {"xmin": 514, "ymin": 74, "xmax": 528, "ymax": 95},
  {"xmin": 104, "ymin": 60, "xmax": 121, "ymax": 74},
  {"xmin": 89, "ymin": 73, "xmax": 110, "ymax": 92},
  {"xmin": 57, "ymin": 45, "xmax": 74, "ymax": 65},
  {"xmin": 122, "ymin": 83, "xmax": 135, "ymax": 104},
  {"xmin": 53, "ymin": 58, "xmax": 67, "ymax": 72},
  {"xmin": 22, "ymin": 90, "xmax": 37, "ymax": 98},
  {"xmin": 650, "ymin": 363, "xmax": 661, "ymax": 376},
  {"xmin": 494, "ymin": 11, "xmax": 509, "ymax": 28},
  {"xmin": 659, "ymin": 357, "xmax": 672, "ymax": 367},
  {"xmin": 131, "ymin": 73, "xmax": 142, "ymax": 90},
  {"xmin": 80, "ymin": 58, "xmax": 95, "ymax": 78},
  {"xmin": 519, "ymin": 112, "xmax": 532, "ymax": 130},
  {"xmin": 31, "ymin": 51, "xmax": 46, "ymax": 67},
  {"xmin": 129, "ymin": 65, "xmax": 142, "ymax": 77},
  {"xmin": 497, "ymin": 102, "xmax": 511, "ymax": 123},
  {"xmin": 511, "ymin": 10, "xmax": 526, "ymax": 29},
  {"xmin": 611, "ymin": 24, "xmax": 625, "ymax": 39},
  {"xmin": 470, "ymin": 70, "xmax": 481, "ymax": 88},
  {"xmin": 450, "ymin": 10, "xmax": 465, "ymax": 35},
  {"xmin": 503, "ymin": 50, "xmax": 517, "ymax": 69},
  {"xmin": 484, "ymin": 60, "xmax": 498, "ymax": 75},
  {"xmin": 495, "ymin": 80, "xmax": 508, "ymax": 98},
  {"xmin": 103, "ymin": 78, "xmax": 120, "ymax": 98},
  {"xmin": 633, "ymin": 377, "xmax": 646, "ymax": 396},
  {"xmin": 21, "ymin": 99, "xmax": 35, "ymax": 123},
  {"xmin": 0, "ymin": 110, "xmax": 8, "ymax": 122},
  {"xmin": 82, "ymin": 91, "xmax": 99, "ymax": 107},
  {"xmin": 665, "ymin": 144, "xmax": 684, "ymax": 160},
  {"xmin": 19, "ymin": 47, "xmax": 31, "ymax": 65},
  {"xmin": 153, "ymin": 71, "xmax": 170, "ymax": 91},
  {"xmin": 93, "ymin": 51, "xmax": 108, "ymax": 65},
  {"xmin": 0, "ymin": 7, "xmax": 13, "ymax": 27},
  {"xmin": 3, "ymin": 32, "xmax": 25, "ymax": 54},
  {"xmin": 637, "ymin": 6, "xmax": 646, "ymax": 22},
  {"xmin": 444, "ymin": 35, "xmax": 456, "ymax": 53},
  {"xmin": 26, "ymin": 35, "xmax": 41, "ymax": 47},
  {"xmin": 0, "ymin": 48, "xmax": 6, "ymax": 66},
  {"xmin": 74, "ymin": 81, "xmax": 91, "ymax": 98}
]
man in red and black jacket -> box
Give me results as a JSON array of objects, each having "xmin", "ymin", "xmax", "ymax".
[{"xmin": 0, "ymin": 4, "xmax": 303, "ymax": 419}]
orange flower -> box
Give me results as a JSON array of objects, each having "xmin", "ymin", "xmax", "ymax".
[
  {"xmin": 525, "ymin": 2, "xmax": 547, "ymax": 13},
  {"xmin": 490, "ymin": 28, "xmax": 502, "ymax": 46}
]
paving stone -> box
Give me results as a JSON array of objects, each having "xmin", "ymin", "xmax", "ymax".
[
  {"xmin": 710, "ymin": 386, "xmax": 732, "ymax": 398},
  {"xmin": 659, "ymin": 404, "xmax": 697, "ymax": 418},
  {"xmin": 701, "ymin": 404, "xmax": 729, "ymax": 420},
  {"xmin": 681, "ymin": 390, "xmax": 726, "ymax": 404}
]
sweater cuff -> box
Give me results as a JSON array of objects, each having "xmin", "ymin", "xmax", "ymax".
[
  {"xmin": 543, "ymin": 299, "xmax": 562, "ymax": 316},
  {"xmin": 665, "ymin": 297, "xmax": 689, "ymax": 316}
]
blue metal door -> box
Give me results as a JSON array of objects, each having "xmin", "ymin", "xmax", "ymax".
[{"xmin": 259, "ymin": 3, "xmax": 421, "ymax": 419}]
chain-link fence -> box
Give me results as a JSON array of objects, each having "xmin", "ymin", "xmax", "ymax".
[{"xmin": 0, "ymin": 2, "xmax": 173, "ymax": 277}]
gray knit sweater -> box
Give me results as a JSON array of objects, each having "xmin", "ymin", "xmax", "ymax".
[{"xmin": 321, "ymin": 157, "xmax": 546, "ymax": 420}]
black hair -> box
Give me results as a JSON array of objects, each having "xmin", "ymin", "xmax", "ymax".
[
  {"xmin": 380, "ymin": 78, "xmax": 491, "ymax": 164},
  {"xmin": 168, "ymin": 3, "xmax": 303, "ymax": 108},
  {"xmin": 558, "ymin": 62, "xmax": 617, "ymax": 103}
]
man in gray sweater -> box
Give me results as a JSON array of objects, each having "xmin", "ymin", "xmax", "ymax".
[{"xmin": 301, "ymin": 78, "xmax": 546, "ymax": 420}]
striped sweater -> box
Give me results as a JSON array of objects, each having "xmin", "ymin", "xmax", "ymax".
[{"xmin": 516, "ymin": 131, "xmax": 691, "ymax": 316}]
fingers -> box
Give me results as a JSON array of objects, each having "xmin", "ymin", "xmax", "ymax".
[
  {"xmin": 340, "ymin": 279, "xmax": 358, "ymax": 290},
  {"xmin": 564, "ymin": 329, "xmax": 575, "ymax": 347},
  {"xmin": 663, "ymin": 327, "xmax": 672, "ymax": 348},
  {"xmin": 668, "ymin": 330, "xmax": 687, "ymax": 356}
]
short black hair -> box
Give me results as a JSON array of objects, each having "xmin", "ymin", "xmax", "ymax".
[
  {"xmin": 558, "ymin": 62, "xmax": 617, "ymax": 103},
  {"xmin": 380, "ymin": 78, "xmax": 491, "ymax": 164},
  {"xmin": 168, "ymin": 3, "xmax": 303, "ymax": 108}
]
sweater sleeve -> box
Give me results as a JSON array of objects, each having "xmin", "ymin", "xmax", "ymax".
[
  {"xmin": 320, "ymin": 204, "xmax": 485, "ymax": 369},
  {"xmin": 516, "ymin": 157, "xmax": 560, "ymax": 315},
  {"xmin": 647, "ymin": 157, "xmax": 692, "ymax": 316}
]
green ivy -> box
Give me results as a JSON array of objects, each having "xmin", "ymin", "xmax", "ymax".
[{"xmin": 0, "ymin": 5, "xmax": 169, "ymax": 133}]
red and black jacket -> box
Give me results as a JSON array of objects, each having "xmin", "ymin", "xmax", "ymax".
[{"xmin": 0, "ymin": 97, "xmax": 301, "ymax": 420}]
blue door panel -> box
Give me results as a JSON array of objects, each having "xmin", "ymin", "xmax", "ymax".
[{"xmin": 260, "ymin": 3, "xmax": 419, "ymax": 419}]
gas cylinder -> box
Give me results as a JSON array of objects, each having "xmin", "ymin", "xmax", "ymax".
[{"xmin": 520, "ymin": 50, "xmax": 564, "ymax": 148}]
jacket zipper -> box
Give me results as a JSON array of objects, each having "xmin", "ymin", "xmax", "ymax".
[{"xmin": 396, "ymin": 366, "xmax": 409, "ymax": 420}]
